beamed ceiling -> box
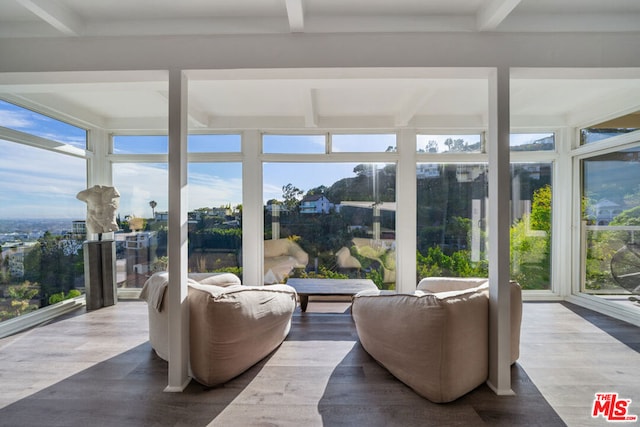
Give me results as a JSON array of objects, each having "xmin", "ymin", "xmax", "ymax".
[
  {"xmin": 2, "ymin": 0, "xmax": 640, "ymax": 37},
  {"xmin": 0, "ymin": 1, "xmax": 640, "ymax": 133}
]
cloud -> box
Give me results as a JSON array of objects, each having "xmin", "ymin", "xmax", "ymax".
[
  {"xmin": 188, "ymin": 170, "xmax": 242, "ymax": 209},
  {"xmin": 0, "ymin": 108, "xmax": 34, "ymax": 129},
  {"xmin": 0, "ymin": 102, "xmax": 87, "ymax": 149},
  {"xmin": 113, "ymin": 163, "xmax": 168, "ymax": 217},
  {"xmin": 0, "ymin": 140, "xmax": 86, "ymax": 218}
]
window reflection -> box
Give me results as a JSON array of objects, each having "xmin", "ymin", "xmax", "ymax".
[
  {"xmin": 582, "ymin": 145, "xmax": 640, "ymax": 295},
  {"xmin": 263, "ymin": 162, "xmax": 396, "ymax": 289}
]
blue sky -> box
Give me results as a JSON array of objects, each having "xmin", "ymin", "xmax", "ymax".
[{"xmin": 0, "ymin": 101, "xmax": 368, "ymax": 218}]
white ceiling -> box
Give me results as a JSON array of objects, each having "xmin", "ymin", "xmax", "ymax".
[
  {"xmin": 1, "ymin": 0, "xmax": 640, "ymax": 38},
  {"xmin": 1, "ymin": 68, "xmax": 640, "ymax": 133},
  {"xmin": 0, "ymin": 1, "xmax": 640, "ymax": 133}
]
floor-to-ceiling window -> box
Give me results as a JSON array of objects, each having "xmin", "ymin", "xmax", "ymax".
[
  {"xmin": 111, "ymin": 134, "xmax": 243, "ymax": 286},
  {"xmin": 262, "ymin": 133, "xmax": 397, "ymax": 288},
  {"xmin": 187, "ymin": 134, "xmax": 243, "ymax": 279},
  {"xmin": 415, "ymin": 132, "xmax": 555, "ymax": 290},
  {"xmin": 112, "ymin": 135, "xmax": 168, "ymax": 288},
  {"xmin": 0, "ymin": 100, "xmax": 88, "ymax": 321},
  {"xmin": 580, "ymin": 139, "xmax": 640, "ymax": 302}
]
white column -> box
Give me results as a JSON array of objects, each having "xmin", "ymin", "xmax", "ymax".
[
  {"xmin": 396, "ymin": 128, "xmax": 417, "ymax": 293},
  {"xmin": 487, "ymin": 67, "xmax": 513, "ymax": 395},
  {"xmin": 555, "ymin": 127, "xmax": 574, "ymax": 297},
  {"xmin": 87, "ymin": 127, "xmax": 111, "ymax": 187},
  {"xmin": 242, "ymin": 130, "xmax": 264, "ymax": 285},
  {"xmin": 166, "ymin": 69, "xmax": 190, "ymax": 392}
]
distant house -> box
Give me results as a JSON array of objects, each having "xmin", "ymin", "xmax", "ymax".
[
  {"xmin": 154, "ymin": 211, "xmax": 169, "ymax": 221},
  {"xmin": 456, "ymin": 164, "xmax": 485, "ymax": 183},
  {"xmin": 591, "ymin": 199, "xmax": 623, "ymax": 225},
  {"xmin": 417, "ymin": 164, "xmax": 440, "ymax": 179},
  {"xmin": 266, "ymin": 200, "xmax": 287, "ymax": 214},
  {"xmin": 300, "ymin": 194, "xmax": 333, "ymax": 214},
  {"xmin": 72, "ymin": 220, "xmax": 86, "ymax": 238}
]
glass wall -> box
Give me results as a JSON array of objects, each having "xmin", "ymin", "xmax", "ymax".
[
  {"xmin": 112, "ymin": 134, "xmax": 243, "ymax": 287},
  {"xmin": 187, "ymin": 162, "xmax": 242, "ymax": 278},
  {"xmin": 415, "ymin": 142, "xmax": 553, "ymax": 289},
  {"xmin": 416, "ymin": 163, "xmax": 489, "ymax": 281},
  {"xmin": 510, "ymin": 162, "xmax": 553, "ymax": 289},
  {"xmin": 262, "ymin": 133, "xmax": 397, "ymax": 288},
  {"xmin": 0, "ymin": 137, "xmax": 87, "ymax": 321},
  {"xmin": 582, "ymin": 144, "xmax": 640, "ymax": 297},
  {"xmin": 112, "ymin": 162, "xmax": 168, "ymax": 288}
]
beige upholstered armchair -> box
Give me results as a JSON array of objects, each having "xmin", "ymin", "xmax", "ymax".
[
  {"xmin": 352, "ymin": 277, "xmax": 522, "ymax": 403},
  {"xmin": 140, "ymin": 271, "xmax": 297, "ymax": 387}
]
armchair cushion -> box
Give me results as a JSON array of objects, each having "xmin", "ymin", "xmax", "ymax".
[
  {"xmin": 140, "ymin": 271, "xmax": 297, "ymax": 387},
  {"xmin": 195, "ymin": 272, "xmax": 242, "ymax": 287},
  {"xmin": 352, "ymin": 285, "xmax": 489, "ymax": 403},
  {"xmin": 187, "ymin": 283, "xmax": 296, "ymax": 386},
  {"xmin": 418, "ymin": 277, "xmax": 522, "ymax": 364}
]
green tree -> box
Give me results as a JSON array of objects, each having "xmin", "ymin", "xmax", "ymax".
[
  {"xmin": 530, "ymin": 185, "xmax": 551, "ymax": 232},
  {"xmin": 282, "ymin": 183, "xmax": 303, "ymax": 212},
  {"xmin": 307, "ymin": 185, "xmax": 328, "ymax": 196},
  {"xmin": 0, "ymin": 281, "xmax": 39, "ymax": 321},
  {"xmin": 610, "ymin": 205, "xmax": 640, "ymax": 226},
  {"xmin": 149, "ymin": 200, "xmax": 157, "ymax": 218},
  {"xmin": 22, "ymin": 232, "xmax": 83, "ymax": 306},
  {"xmin": 509, "ymin": 184, "xmax": 552, "ymax": 289}
]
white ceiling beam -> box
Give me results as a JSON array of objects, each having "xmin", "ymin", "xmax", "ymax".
[
  {"xmin": 89, "ymin": 17, "xmax": 288, "ymax": 37},
  {"xmin": 184, "ymin": 102, "xmax": 210, "ymax": 129},
  {"xmin": 187, "ymin": 67, "xmax": 492, "ymax": 82},
  {"xmin": 103, "ymin": 113, "xmax": 493, "ymax": 132},
  {"xmin": 305, "ymin": 15, "xmax": 475, "ymax": 33},
  {"xmin": 395, "ymin": 89, "xmax": 435, "ymax": 127},
  {"xmin": 207, "ymin": 115, "xmax": 401, "ymax": 130},
  {"xmin": 496, "ymin": 13, "xmax": 640, "ymax": 33},
  {"xmin": 303, "ymin": 88, "xmax": 318, "ymax": 127},
  {"xmin": 285, "ymin": 0, "xmax": 305, "ymax": 33},
  {"xmin": 476, "ymin": 0, "xmax": 522, "ymax": 31},
  {"xmin": 15, "ymin": 0, "xmax": 84, "ymax": 36},
  {"xmin": 157, "ymin": 91, "xmax": 209, "ymax": 129}
]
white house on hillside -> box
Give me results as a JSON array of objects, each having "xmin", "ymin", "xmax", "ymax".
[{"xmin": 300, "ymin": 194, "xmax": 333, "ymax": 214}]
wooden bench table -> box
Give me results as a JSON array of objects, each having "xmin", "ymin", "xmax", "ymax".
[{"xmin": 286, "ymin": 278, "xmax": 378, "ymax": 312}]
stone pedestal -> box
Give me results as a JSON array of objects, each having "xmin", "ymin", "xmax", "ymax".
[{"xmin": 83, "ymin": 240, "xmax": 117, "ymax": 310}]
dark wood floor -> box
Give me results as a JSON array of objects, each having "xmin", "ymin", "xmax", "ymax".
[{"xmin": 0, "ymin": 301, "xmax": 568, "ymax": 427}]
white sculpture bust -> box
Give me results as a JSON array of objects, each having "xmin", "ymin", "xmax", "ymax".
[{"xmin": 76, "ymin": 185, "xmax": 121, "ymax": 235}]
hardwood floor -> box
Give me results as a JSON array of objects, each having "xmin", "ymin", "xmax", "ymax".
[
  {"xmin": 0, "ymin": 299, "xmax": 637, "ymax": 426},
  {"xmin": 517, "ymin": 302, "xmax": 640, "ymax": 427}
]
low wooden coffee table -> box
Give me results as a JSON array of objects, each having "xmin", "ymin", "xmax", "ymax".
[{"xmin": 286, "ymin": 278, "xmax": 378, "ymax": 312}]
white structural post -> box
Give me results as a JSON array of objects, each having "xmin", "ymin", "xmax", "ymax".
[
  {"xmin": 487, "ymin": 67, "xmax": 513, "ymax": 395},
  {"xmin": 242, "ymin": 130, "xmax": 264, "ymax": 286},
  {"xmin": 396, "ymin": 128, "xmax": 417, "ymax": 293},
  {"xmin": 87, "ymin": 127, "xmax": 111, "ymax": 187},
  {"xmin": 166, "ymin": 69, "xmax": 190, "ymax": 392}
]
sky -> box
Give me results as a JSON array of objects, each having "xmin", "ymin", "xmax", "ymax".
[{"xmin": 0, "ymin": 99, "xmax": 554, "ymax": 219}]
